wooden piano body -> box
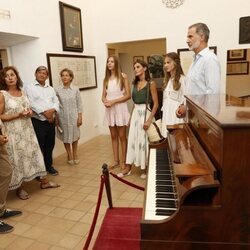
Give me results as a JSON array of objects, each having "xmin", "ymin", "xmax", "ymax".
[{"xmin": 141, "ymin": 94, "xmax": 250, "ymax": 250}]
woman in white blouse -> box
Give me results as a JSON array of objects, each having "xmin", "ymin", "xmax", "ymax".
[{"xmin": 161, "ymin": 52, "xmax": 185, "ymax": 137}]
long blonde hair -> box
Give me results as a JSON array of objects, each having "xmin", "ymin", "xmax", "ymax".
[
  {"xmin": 162, "ymin": 52, "xmax": 184, "ymax": 91},
  {"xmin": 103, "ymin": 55, "xmax": 124, "ymax": 90}
]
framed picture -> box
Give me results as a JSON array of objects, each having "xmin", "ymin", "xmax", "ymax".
[
  {"xmin": 59, "ymin": 1, "xmax": 83, "ymax": 52},
  {"xmin": 133, "ymin": 56, "xmax": 144, "ymax": 63},
  {"xmin": 227, "ymin": 49, "xmax": 247, "ymax": 61},
  {"xmin": 177, "ymin": 46, "xmax": 217, "ymax": 75},
  {"xmin": 239, "ymin": 16, "xmax": 250, "ymax": 44},
  {"xmin": 46, "ymin": 53, "xmax": 97, "ymax": 91},
  {"xmin": 227, "ymin": 61, "xmax": 249, "ymax": 75}
]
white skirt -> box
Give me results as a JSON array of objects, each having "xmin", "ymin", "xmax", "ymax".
[{"xmin": 126, "ymin": 104, "xmax": 150, "ymax": 170}]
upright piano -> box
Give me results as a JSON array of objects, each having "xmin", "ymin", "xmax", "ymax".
[{"xmin": 141, "ymin": 94, "xmax": 250, "ymax": 250}]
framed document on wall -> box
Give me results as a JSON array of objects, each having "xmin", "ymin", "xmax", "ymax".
[{"xmin": 46, "ymin": 53, "xmax": 97, "ymax": 91}]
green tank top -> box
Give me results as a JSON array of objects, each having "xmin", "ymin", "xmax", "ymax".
[{"xmin": 132, "ymin": 83, "xmax": 152, "ymax": 104}]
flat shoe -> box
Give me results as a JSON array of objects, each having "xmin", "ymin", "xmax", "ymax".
[
  {"xmin": 67, "ymin": 160, "xmax": 74, "ymax": 165},
  {"xmin": 0, "ymin": 209, "xmax": 22, "ymax": 219},
  {"xmin": 117, "ymin": 170, "xmax": 131, "ymax": 178},
  {"xmin": 16, "ymin": 189, "xmax": 29, "ymax": 200},
  {"xmin": 40, "ymin": 181, "xmax": 60, "ymax": 189},
  {"xmin": 74, "ymin": 160, "xmax": 80, "ymax": 165}
]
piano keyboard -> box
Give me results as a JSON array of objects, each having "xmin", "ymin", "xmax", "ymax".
[{"xmin": 145, "ymin": 148, "xmax": 178, "ymax": 220}]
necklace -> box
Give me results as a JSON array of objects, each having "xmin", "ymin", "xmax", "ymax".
[{"xmin": 137, "ymin": 80, "xmax": 147, "ymax": 91}]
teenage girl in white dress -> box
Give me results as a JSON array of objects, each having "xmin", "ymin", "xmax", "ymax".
[{"xmin": 102, "ymin": 55, "xmax": 131, "ymax": 171}]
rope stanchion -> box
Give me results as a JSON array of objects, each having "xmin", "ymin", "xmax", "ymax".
[
  {"xmin": 83, "ymin": 164, "xmax": 144, "ymax": 249},
  {"xmin": 83, "ymin": 174, "xmax": 107, "ymax": 250},
  {"xmin": 109, "ymin": 172, "xmax": 145, "ymax": 191}
]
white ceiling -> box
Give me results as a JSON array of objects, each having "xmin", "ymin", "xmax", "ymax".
[{"xmin": 0, "ymin": 32, "xmax": 37, "ymax": 47}]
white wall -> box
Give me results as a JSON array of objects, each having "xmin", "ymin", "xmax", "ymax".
[{"xmin": 0, "ymin": 0, "xmax": 250, "ymax": 156}]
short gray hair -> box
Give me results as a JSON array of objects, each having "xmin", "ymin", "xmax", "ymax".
[{"xmin": 189, "ymin": 23, "xmax": 210, "ymax": 42}]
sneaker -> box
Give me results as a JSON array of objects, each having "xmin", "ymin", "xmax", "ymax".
[
  {"xmin": 47, "ymin": 166, "xmax": 59, "ymax": 176},
  {"xmin": 0, "ymin": 221, "xmax": 14, "ymax": 234},
  {"xmin": 0, "ymin": 209, "xmax": 22, "ymax": 219},
  {"xmin": 140, "ymin": 173, "xmax": 147, "ymax": 179}
]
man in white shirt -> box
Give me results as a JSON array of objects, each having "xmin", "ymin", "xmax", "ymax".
[
  {"xmin": 176, "ymin": 23, "xmax": 221, "ymax": 118},
  {"xmin": 25, "ymin": 66, "xmax": 60, "ymax": 176}
]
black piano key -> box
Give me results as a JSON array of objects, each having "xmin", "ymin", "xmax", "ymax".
[
  {"xmin": 155, "ymin": 198, "xmax": 177, "ymax": 204},
  {"xmin": 156, "ymin": 174, "xmax": 172, "ymax": 180},
  {"xmin": 156, "ymin": 186, "xmax": 174, "ymax": 192},
  {"xmin": 156, "ymin": 181, "xmax": 174, "ymax": 186},
  {"xmin": 156, "ymin": 171, "xmax": 172, "ymax": 175},
  {"xmin": 156, "ymin": 209, "xmax": 176, "ymax": 216},
  {"xmin": 156, "ymin": 193, "xmax": 176, "ymax": 199},
  {"xmin": 156, "ymin": 200, "xmax": 176, "ymax": 206}
]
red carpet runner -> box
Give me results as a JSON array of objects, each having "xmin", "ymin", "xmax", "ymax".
[{"xmin": 93, "ymin": 207, "xmax": 142, "ymax": 250}]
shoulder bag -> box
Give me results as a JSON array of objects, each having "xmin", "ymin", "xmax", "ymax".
[{"xmin": 144, "ymin": 82, "xmax": 164, "ymax": 143}]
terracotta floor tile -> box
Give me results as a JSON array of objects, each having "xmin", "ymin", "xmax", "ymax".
[
  {"xmin": 58, "ymin": 233, "xmax": 82, "ymax": 249},
  {"xmin": 27, "ymin": 241, "xmax": 51, "ymax": 250},
  {"xmin": 63, "ymin": 209, "xmax": 85, "ymax": 221},
  {"xmin": 69, "ymin": 222, "xmax": 91, "ymax": 236},
  {"xmin": 0, "ymin": 234, "xmax": 18, "ymax": 249},
  {"xmin": 11, "ymin": 222, "xmax": 32, "ymax": 235},
  {"xmin": 49, "ymin": 207, "xmax": 71, "ymax": 218},
  {"xmin": 6, "ymin": 237, "xmax": 34, "ymax": 249},
  {"xmin": 35, "ymin": 204, "xmax": 56, "ymax": 215},
  {"xmin": 59, "ymin": 199, "xmax": 80, "ymax": 209}
]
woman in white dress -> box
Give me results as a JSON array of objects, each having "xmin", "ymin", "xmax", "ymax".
[
  {"xmin": 56, "ymin": 68, "xmax": 83, "ymax": 165},
  {"xmin": 0, "ymin": 66, "xmax": 59, "ymax": 200},
  {"xmin": 102, "ymin": 55, "xmax": 130, "ymax": 171},
  {"xmin": 161, "ymin": 52, "xmax": 185, "ymax": 137}
]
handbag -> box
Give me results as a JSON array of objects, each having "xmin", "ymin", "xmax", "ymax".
[
  {"xmin": 144, "ymin": 83, "xmax": 164, "ymax": 143},
  {"xmin": 147, "ymin": 118, "xmax": 164, "ymax": 143}
]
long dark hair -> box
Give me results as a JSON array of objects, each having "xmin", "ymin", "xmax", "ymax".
[
  {"xmin": 162, "ymin": 52, "xmax": 184, "ymax": 91},
  {"xmin": 132, "ymin": 59, "xmax": 151, "ymax": 85},
  {"xmin": 0, "ymin": 66, "xmax": 23, "ymax": 90},
  {"xmin": 103, "ymin": 55, "xmax": 124, "ymax": 90}
]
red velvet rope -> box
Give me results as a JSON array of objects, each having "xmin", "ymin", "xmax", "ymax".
[
  {"xmin": 83, "ymin": 174, "xmax": 106, "ymax": 250},
  {"xmin": 109, "ymin": 172, "xmax": 145, "ymax": 191}
]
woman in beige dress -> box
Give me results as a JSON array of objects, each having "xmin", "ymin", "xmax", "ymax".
[{"xmin": 0, "ymin": 66, "xmax": 59, "ymax": 200}]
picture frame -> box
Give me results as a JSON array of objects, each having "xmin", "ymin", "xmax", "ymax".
[
  {"xmin": 59, "ymin": 1, "xmax": 83, "ymax": 52},
  {"xmin": 46, "ymin": 53, "xmax": 97, "ymax": 91},
  {"xmin": 227, "ymin": 49, "xmax": 247, "ymax": 61},
  {"xmin": 177, "ymin": 46, "xmax": 217, "ymax": 75},
  {"xmin": 239, "ymin": 16, "xmax": 250, "ymax": 44},
  {"xmin": 133, "ymin": 56, "xmax": 144, "ymax": 63},
  {"xmin": 226, "ymin": 61, "xmax": 249, "ymax": 75}
]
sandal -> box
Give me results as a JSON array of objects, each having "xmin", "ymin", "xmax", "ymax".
[
  {"xmin": 16, "ymin": 189, "xmax": 29, "ymax": 200},
  {"xmin": 108, "ymin": 161, "xmax": 120, "ymax": 170},
  {"xmin": 117, "ymin": 166, "xmax": 132, "ymax": 178},
  {"xmin": 40, "ymin": 181, "xmax": 60, "ymax": 189}
]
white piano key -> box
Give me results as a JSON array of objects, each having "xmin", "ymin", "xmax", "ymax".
[{"xmin": 145, "ymin": 148, "xmax": 170, "ymax": 220}]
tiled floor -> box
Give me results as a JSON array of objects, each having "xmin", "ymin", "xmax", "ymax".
[{"xmin": 0, "ymin": 135, "xmax": 145, "ymax": 249}]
